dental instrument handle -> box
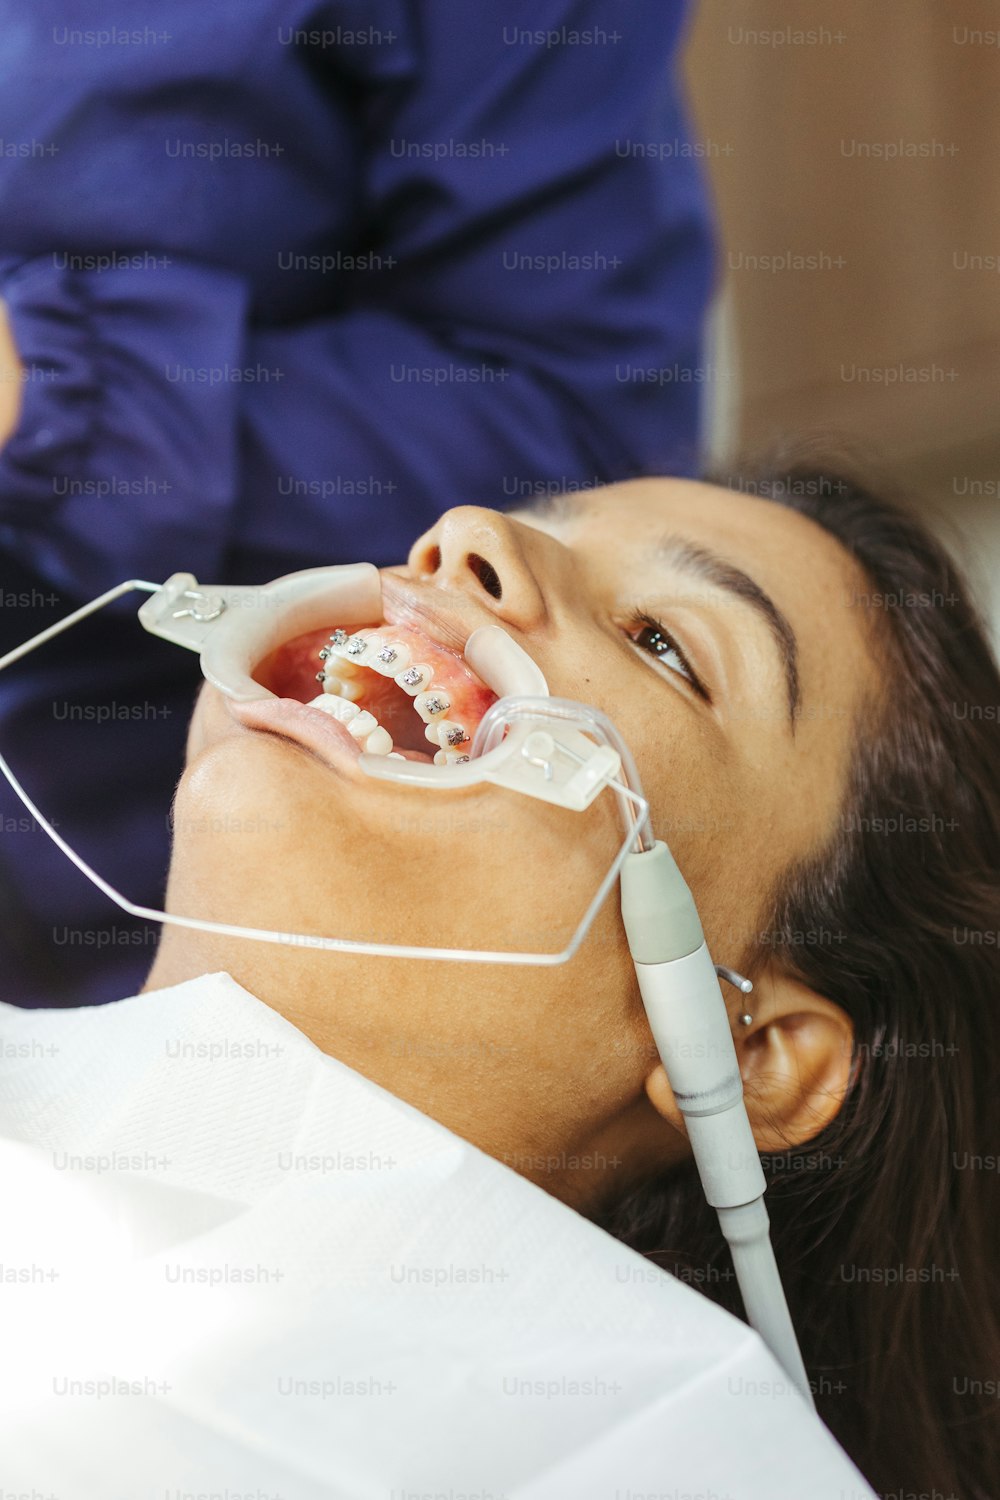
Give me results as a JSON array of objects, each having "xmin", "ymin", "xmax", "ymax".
[
  {"xmin": 621, "ymin": 842, "xmax": 815, "ymax": 1408},
  {"xmin": 716, "ymin": 1199, "xmax": 814, "ymax": 1408}
]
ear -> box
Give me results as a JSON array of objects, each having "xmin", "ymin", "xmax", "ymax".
[{"xmin": 643, "ymin": 966, "xmax": 853, "ymax": 1153}]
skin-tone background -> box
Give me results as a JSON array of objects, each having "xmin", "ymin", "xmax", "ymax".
[{"xmin": 144, "ymin": 481, "xmax": 872, "ymax": 1216}]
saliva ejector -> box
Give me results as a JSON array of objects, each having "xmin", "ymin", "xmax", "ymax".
[{"xmin": 0, "ymin": 563, "xmax": 814, "ymax": 1407}]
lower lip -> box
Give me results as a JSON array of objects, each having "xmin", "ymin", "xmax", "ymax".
[{"xmin": 227, "ymin": 695, "xmax": 364, "ymax": 772}]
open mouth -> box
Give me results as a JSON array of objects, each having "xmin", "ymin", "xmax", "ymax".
[{"xmin": 253, "ymin": 619, "xmax": 501, "ymax": 764}]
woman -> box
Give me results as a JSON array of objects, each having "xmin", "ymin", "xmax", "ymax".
[{"xmin": 15, "ymin": 462, "xmax": 1000, "ymax": 1494}]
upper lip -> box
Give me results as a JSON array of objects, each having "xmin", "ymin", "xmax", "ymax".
[
  {"xmin": 378, "ymin": 571, "xmax": 554, "ymax": 709},
  {"xmin": 377, "ymin": 571, "xmax": 492, "ymax": 659}
]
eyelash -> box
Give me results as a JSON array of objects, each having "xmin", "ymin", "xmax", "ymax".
[{"xmin": 626, "ymin": 610, "xmax": 710, "ymax": 701}]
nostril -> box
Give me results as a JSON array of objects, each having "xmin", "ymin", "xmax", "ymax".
[
  {"xmin": 426, "ymin": 545, "xmax": 441, "ymax": 573},
  {"xmin": 468, "ymin": 553, "xmax": 502, "ymax": 601}
]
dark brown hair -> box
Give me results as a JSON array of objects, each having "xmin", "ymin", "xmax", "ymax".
[{"xmin": 599, "ymin": 456, "xmax": 1000, "ymax": 1497}]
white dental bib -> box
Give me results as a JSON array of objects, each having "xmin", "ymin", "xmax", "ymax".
[{"xmin": 0, "ymin": 974, "xmax": 875, "ymax": 1499}]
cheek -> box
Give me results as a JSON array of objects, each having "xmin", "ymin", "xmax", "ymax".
[
  {"xmin": 164, "ymin": 723, "xmax": 653, "ymax": 1096},
  {"xmin": 634, "ymin": 717, "xmax": 771, "ymax": 960},
  {"xmin": 184, "ymin": 683, "xmax": 221, "ymax": 763},
  {"xmin": 167, "ymin": 738, "xmax": 327, "ymax": 927}
]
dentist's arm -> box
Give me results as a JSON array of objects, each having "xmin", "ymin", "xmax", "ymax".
[
  {"xmin": 0, "ymin": 0, "xmax": 712, "ymax": 597},
  {"xmin": 0, "ymin": 303, "xmax": 20, "ymax": 448}
]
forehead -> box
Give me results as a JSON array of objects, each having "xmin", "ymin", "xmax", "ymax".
[{"xmin": 569, "ymin": 478, "xmax": 855, "ymax": 584}]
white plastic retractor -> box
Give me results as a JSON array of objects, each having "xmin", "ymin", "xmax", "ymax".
[
  {"xmin": 137, "ymin": 565, "xmax": 383, "ymax": 702},
  {"xmin": 360, "ymin": 711, "xmax": 621, "ymax": 812}
]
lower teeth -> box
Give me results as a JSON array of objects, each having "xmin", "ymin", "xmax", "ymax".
[
  {"xmin": 364, "ymin": 725, "xmax": 393, "ymax": 756},
  {"xmin": 306, "ymin": 695, "xmax": 393, "ymax": 756}
]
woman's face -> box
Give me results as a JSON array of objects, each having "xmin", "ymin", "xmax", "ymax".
[{"xmin": 148, "ymin": 479, "xmax": 879, "ymax": 1202}]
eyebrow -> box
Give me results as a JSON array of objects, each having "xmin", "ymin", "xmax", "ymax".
[{"xmin": 654, "ymin": 535, "xmax": 801, "ymax": 727}]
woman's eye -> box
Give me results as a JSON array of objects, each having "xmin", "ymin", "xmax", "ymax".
[{"xmin": 627, "ymin": 611, "xmax": 709, "ymax": 700}]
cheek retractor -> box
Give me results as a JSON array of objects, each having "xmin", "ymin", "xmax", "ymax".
[
  {"xmin": 138, "ymin": 567, "xmax": 553, "ymax": 782},
  {"xmin": 137, "ymin": 565, "xmax": 384, "ymax": 702}
]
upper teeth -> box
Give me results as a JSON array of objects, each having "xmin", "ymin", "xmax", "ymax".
[
  {"xmin": 315, "ymin": 627, "xmax": 468, "ymax": 763},
  {"xmin": 436, "ymin": 720, "xmax": 469, "ymax": 747},
  {"xmin": 325, "ymin": 674, "xmax": 364, "ymax": 701},
  {"xmin": 348, "ymin": 632, "xmax": 384, "ymax": 662},
  {"xmin": 326, "ymin": 632, "xmax": 432, "ymax": 693},
  {"xmin": 394, "ymin": 663, "xmax": 432, "ymax": 695},
  {"xmin": 413, "ymin": 690, "xmax": 450, "ymax": 722},
  {"xmin": 372, "ymin": 642, "xmax": 410, "ymax": 673}
]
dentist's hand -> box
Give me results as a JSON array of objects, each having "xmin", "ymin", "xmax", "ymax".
[{"xmin": 0, "ymin": 301, "xmax": 23, "ymax": 449}]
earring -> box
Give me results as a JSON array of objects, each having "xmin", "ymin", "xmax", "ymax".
[{"xmin": 715, "ymin": 964, "xmax": 754, "ymax": 1030}]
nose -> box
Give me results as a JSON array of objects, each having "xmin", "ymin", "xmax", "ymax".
[{"xmin": 406, "ymin": 506, "xmax": 549, "ymax": 632}]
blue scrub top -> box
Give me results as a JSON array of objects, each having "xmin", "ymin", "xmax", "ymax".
[{"xmin": 0, "ymin": 0, "xmax": 715, "ymax": 1005}]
